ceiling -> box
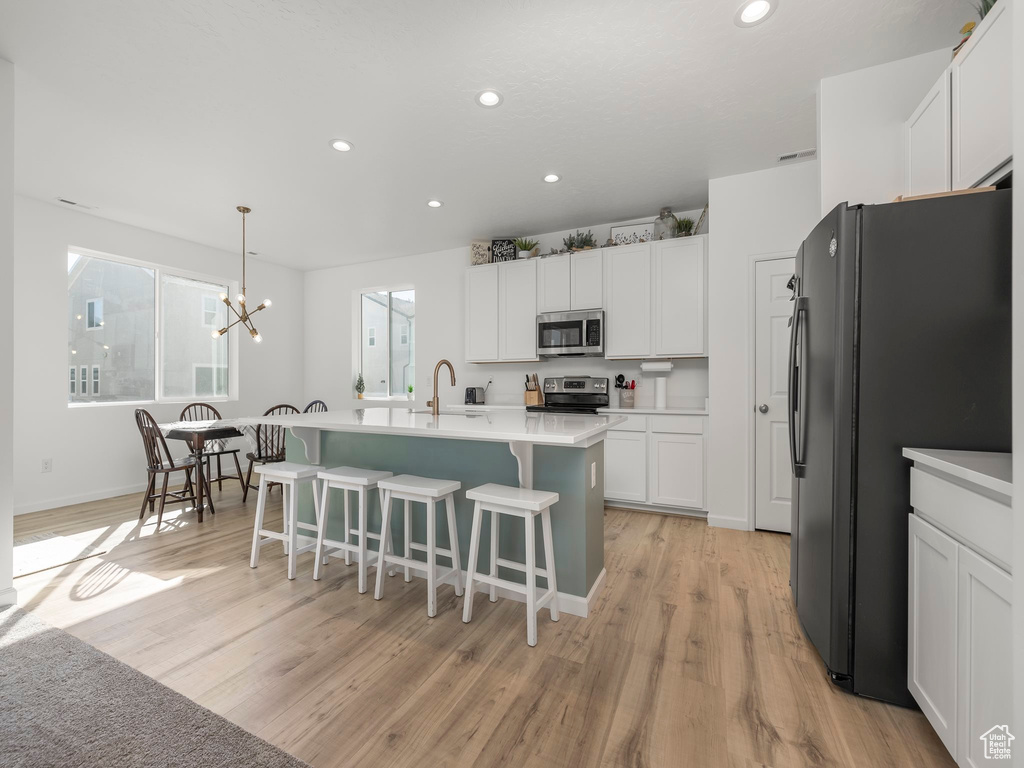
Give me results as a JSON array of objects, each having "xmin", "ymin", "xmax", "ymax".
[{"xmin": 0, "ymin": 0, "xmax": 967, "ymax": 270}]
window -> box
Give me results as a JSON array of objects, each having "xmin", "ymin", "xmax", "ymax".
[
  {"xmin": 360, "ymin": 289, "xmax": 415, "ymax": 398},
  {"xmin": 68, "ymin": 248, "xmax": 233, "ymax": 405},
  {"xmin": 86, "ymin": 298, "xmax": 103, "ymax": 329}
]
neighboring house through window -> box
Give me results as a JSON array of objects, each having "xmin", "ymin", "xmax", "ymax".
[{"xmin": 359, "ymin": 289, "xmax": 415, "ymax": 398}]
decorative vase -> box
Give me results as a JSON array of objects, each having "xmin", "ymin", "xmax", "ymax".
[
  {"xmin": 619, "ymin": 390, "xmax": 635, "ymax": 409},
  {"xmin": 518, "ymin": 250, "xmax": 532, "ymax": 259},
  {"xmin": 653, "ymin": 207, "xmax": 675, "ymax": 241},
  {"xmin": 357, "ymin": 393, "xmax": 364, "ymax": 399}
]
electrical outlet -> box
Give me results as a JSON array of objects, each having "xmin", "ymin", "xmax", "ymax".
[
  {"xmin": 591, "ymin": 462, "xmax": 597, "ymax": 488},
  {"xmin": 41, "ymin": 458, "xmax": 52, "ymax": 473}
]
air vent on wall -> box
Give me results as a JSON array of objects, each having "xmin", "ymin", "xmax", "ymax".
[{"xmin": 778, "ymin": 148, "xmax": 817, "ymax": 164}]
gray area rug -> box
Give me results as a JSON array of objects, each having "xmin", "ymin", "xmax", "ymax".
[{"xmin": 0, "ymin": 606, "xmax": 309, "ymax": 768}]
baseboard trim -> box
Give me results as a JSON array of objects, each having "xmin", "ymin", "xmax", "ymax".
[
  {"xmin": 316, "ymin": 541, "xmax": 607, "ymax": 619},
  {"xmin": 0, "ymin": 586, "xmax": 18, "ymax": 607},
  {"xmin": 15, "ymin": 482, "xmax": 149, "ymax": 516},
  {"xmin": 707, "ymin": 514, "xmax": 751, "ymax": 531},
  {"xmin": 605, "ymin": 502, "xmax": 707, "ymax": 519}
]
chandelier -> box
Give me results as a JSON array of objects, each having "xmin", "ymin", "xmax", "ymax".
[{"xmin": 213, "ymin": 205, "xmax": 271, "ymax": 343}]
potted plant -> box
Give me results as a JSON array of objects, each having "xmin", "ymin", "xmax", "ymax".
[
  {"xmin": 563, "ymin": 230, "xmax": 596, "ymax": 251},
  {"xmin": 407, "ymin": 384, "xmax": 414, "ymax": 400},
  {"xmin": 355, "ymin": 373, "xmax": 365, "ymax": 399},
  {"xmin": 514, "ymin": 237, "xmax": 539, "ymax": 258},
  {"xmin": 674, "ymin": 216, "xmax": 694, "ymax": 237}
]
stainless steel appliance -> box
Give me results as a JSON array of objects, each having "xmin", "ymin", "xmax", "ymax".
[
  {"xmin": 527, "ymin": 376, "xmax": 609, "ymax": 414},
  {"xmin": 536, "ymin": 310, "xmax": 604, "ymax": 357},
  {"xmin": 464, "ymin": 387, "xmax": 486, "ymax": 405},
  {"xmin": 789, "ymin": 190, "xmax": 1011, "ymax": 706}
]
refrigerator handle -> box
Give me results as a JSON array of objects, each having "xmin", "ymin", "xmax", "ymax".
[{"xmin": 788, "ymin": 296, "xmax": 808, "ymax": 478}]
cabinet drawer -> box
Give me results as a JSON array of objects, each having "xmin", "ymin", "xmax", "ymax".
[
  {"xmin": 909, "ymin": 467, "xmax": 1011, "ymax": 570},
  {"xmin": 609, "ymin": 415, "xmax": 647, "ymax": 432},
  {"xmin": 650, "ymin": 415, "xmax": 704, "ymax": 435}
]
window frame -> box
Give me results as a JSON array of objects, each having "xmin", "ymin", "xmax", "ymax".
[
  {"xmin": 86, "ymin": 298, "xmax": 103, "ymax": 330},
  {"xmin": 201, "ymin": 295, "xmax": 220, "ymax": 328},
  {"xmin": 69, "ymin": 366, "xmax": 76, "ymax": 396},
  {"xmin": 356, "ymin": 285, "xmax": 415, "ymax": 401},
  {"xmin": 91, "ymin": 365, "xmax": 100, "ymax": 395},
  {"xmin": 67, "ymin": 245, "xmax": 239, "ymax": 409}
]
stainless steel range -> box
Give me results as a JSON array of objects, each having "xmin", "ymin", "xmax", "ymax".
[{"xmin": 527, "ymin": 376, "xmax": 609, "ymax": 414}]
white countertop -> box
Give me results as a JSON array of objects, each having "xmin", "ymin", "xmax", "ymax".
[
  {"xmin": 903, "ymin": 448, "xmax": 1012, "ymax": 498},
  {"xmin": 449, "ymin": 404, "xmax": 709, "ymax": 416},
  {"xmin": 244, "ymin": 407, "xmax": 627, "ymax": 446}
]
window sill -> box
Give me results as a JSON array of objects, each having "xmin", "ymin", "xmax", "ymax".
[{"xmin": 68, "ymin": 396, "xmax": 237, "ymax": 409}]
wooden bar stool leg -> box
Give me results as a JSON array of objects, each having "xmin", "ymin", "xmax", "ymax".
[
  {"xmin": 525, "ymin": 513, "xmax": 538, "ymax": 647},
  {"xmin": 374, "ymin": 489, "xmax": 394, "ymax": 600},
  {"xmin": 462, "ymin": 501, "xmax": 483, "ymax": 624},
  {"xmin": 250, "ymin": 474, "xmax": 268, "ymax": 568},
  {"xmin": 311, "ymin": 479, "xmax": 324, "ymax": 566},
  {"xmin": 281, "ymin": 483, "xmax": 291, "ymax": 556},
  {"xmin": 314, "ymin": 479, "xmax": 329, "ymax": 581},
  {"xmin": 445, "ymin": 493, "xmax": 463, "ymax": 597},
  {"xmin": 541, "ymin": 509, "xmax": 559, "ymax": 621},
  {"xmin": 357, "ymin": 488, "xmax": 369, "ymax": 594},
  {"xmin": 287, "ymin": 481, "xmax": 299, "ymax": 580},
  {"xmin": 426, "ymin": 500, "xmax": 438, "ymax": 617},
  {"xmin": 343, "ymin": 489, "xmax": 352, "ymax": 566},
  {"xmin": 403, "ymin": 499, "xmax": 412, "ymax": 582},
  {"xmin": 489, "ymin": 508, "xmax": 499, "ymax": 603}
]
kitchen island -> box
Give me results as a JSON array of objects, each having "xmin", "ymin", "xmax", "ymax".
[{"xmin": 246, "ymin": 407, "xmax": 626, "ymax": 616}]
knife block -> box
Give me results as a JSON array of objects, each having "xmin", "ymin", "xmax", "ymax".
[{"xmin": 524, "ymin": 390, "xmax": 544, "ymax": 406}]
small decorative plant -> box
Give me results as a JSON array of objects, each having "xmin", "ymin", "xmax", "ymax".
[
  {"xmin": 563, "ymin": 229, "xmax": 596, "ymax": 251},
  {"xmin": 355, "ymin": 373, "xmax": 365, "ymax": 398},
  {"xmin": 973, "ymin": 0, "xmax": 996, "ymax": 19},
  {"xmin": 407, "ymin": 384, "xmax": 414, "ymax": 397},
  {"xmin": 674, "ymin": 216, "xmax": 695, "ymax": 237},
  {"xmin": 514, "ymin": 237, "xmax": 539, "ymax": 255}
]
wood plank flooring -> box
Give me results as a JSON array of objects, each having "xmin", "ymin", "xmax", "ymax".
[{"xmin": 11, "ymin": 488, "xmax": 954, "ymax": 768}]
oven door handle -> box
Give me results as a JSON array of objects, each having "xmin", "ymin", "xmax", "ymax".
[{"xmin": 788, "ymin": 296, "xmax": 808, "ymax": 479}]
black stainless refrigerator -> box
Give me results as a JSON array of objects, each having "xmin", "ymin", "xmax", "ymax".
[{"xmin": 788, "ymin": 190, "xmax": 1012, "ymax": 707}]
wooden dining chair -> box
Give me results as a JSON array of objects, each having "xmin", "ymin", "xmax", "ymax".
[
  {"xmin": 179, "ymin": 402, "xmax": 246, "ymax": 494},
  {"xmin": 243, "ymin": 404, "xmax": 299, "ymax": 502},
  {"xmin": 303, "ymin": 400, "xmax": 328, "ymax": 413},
  {"xmin": 135, "ymin": 408, "xmax": 205, "ymax": 528}
]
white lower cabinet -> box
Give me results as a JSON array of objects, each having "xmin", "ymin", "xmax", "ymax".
[
  {"xmin": 907, "ymin": 511, "xmax": 1014, "ymax": 767},
  {"xmin": 907, "ymin": 514, "xmax": 958, "ymax": 756},
  {"xmin": 604, "ymin": 430, "xmax": 647, "ymax": 503},
  {"xmin": 604, "ymin": 414, "xmax": 706, "ymax": 513},
  {"xmin": 957, "ymin": 546, "xmax": 1013, "ymax": 768}
]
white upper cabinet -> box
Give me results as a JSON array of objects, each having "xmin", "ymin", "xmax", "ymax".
[
  {"xmin": 951, "ymin": 0, "xmax": 1012, "ymax": 188},
  {"xmin": 603, "ymin": 243, "xmax": 652, "ymax": 358},
  {"xmin": 465, "ymin": 265, "xmax": 499, "ymax": 362},
  {"xmin": 536, "ymin": 254, "xmax": 570, "ymax": 314},
  {"xmin": 570, "ymin": 251, "xmax": 603, "ymax": 310},
  {"xmin": 652, "ymin": 236, "xmax": 706, "ymax": 357},
  {"xmin": 905, "ymin": 73, "xmax": 951, "ymax": 197},
  {"xmin": 498, "ymin": 259, "xmax": 538, "ymax": 361}
]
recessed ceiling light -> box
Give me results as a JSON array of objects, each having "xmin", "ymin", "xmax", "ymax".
[
  {"xmin": 330, "ymin": 138, "xmax": 353, "ymax": 152},
  {"xmin": 427, "ymin": 200, "xmax": 444, "ymax": 208},
  {"xmin": 476, "ymin": 90, "xmax": 503, "ymax": 108},
  {"xmin": 734, "ymin": 0, "xmax": 775, "ymax": 26},
  {"xmin": 543, "ymin": 174, "xmax": 560, "ymax": 183}
]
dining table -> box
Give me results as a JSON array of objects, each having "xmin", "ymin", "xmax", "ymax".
[{"xmin": 160, "ymin": 420, "xmax": 249, "ymax": 522}]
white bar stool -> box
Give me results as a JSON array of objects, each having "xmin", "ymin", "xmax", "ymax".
[
  {"xmin": 313, "ymin": 466, "xmax": 394, "ymax": 593},
  {"xmin": 374, "ymin": 474, "xmax": 464, "ymax": 617},
  {"xmin": 249, "ymin": 461, "xmax": 323, "ymax": 580},
  {"xmin": 462, "ymin": 483, "xmax": 560, "ymax": 647}
]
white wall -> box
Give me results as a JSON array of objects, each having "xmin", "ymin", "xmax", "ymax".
[
  {"xmin": 13, "ymin": 197, "xmax": 306, "ymax": 514},
  {"xmin": 1011, "ymin": 0, "xmax": 1022, "ymax": 743},
  {"xmin": 818, "ymin": 48, "xmax": 950, "ymax": 215},
  {"xmin": 303, "ymin": 212, "xmax": 710, "ymax": 413},
  {"xmin": 706, "ymin": 160, "xmax": 820, "ymax": 530},
  {"xmin": 0, "ymin": 60, "xmax": 15, "ymax": 604}
]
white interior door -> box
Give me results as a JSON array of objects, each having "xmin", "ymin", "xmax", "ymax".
[{"xmin": 754, "ymin": 257, "xmax": 796, "ymax": 532}]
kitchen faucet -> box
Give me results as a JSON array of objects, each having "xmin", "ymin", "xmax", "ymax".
[{"xmin": 427, "ymin": 359, "xmax": 456, "ymax": 416}]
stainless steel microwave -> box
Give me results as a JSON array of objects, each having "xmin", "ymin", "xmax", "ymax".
[{"xmin": 536, "ymin": 310, "xmax": 604, "ymax": 357}]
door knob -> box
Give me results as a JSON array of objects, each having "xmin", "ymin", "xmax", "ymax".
[{"xmin": 758, "ymin": 404, "xmax": 769, "ymax": 414}]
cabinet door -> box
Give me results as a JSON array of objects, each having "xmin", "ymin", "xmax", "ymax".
[
  {"xmin": 465, "ymin": 265, "xmax": 498, "ymax": 362},
  {"xmin": 570, "ymin": 251, "xmax": 604, "ymax": 310},
  {"xmin": 604, "ymin": 244, "xmax": 651, "ymax": 358},
  {"xmin": 537, "ymin": 255, "xmax": 570, "ymax": 314},
  {"xmin": 905, "ymin": 73, "xmax": 951, "ymax": 197},
  {"xmin": 952, "ymin": 0, "xmax": 1012, "ymax": 189},
  {"xmin": 652, "ymin": 236, "xmax": 706, "ymax": 356},
  {"xmin": 648, "ymin": 433, "xmax": 704, "ymax": 509},
  {"xmin": 499, "ymin": 259, "xmax": 538, "ymax": 361},
  {"xmin": 604, "ymin": 430, "xmax": 647, "ymax": 503},
  {"xmin": 907, "ymin": 514, "xmax": 958, "ymax": 757},
  {"xmin": 957, "ymin": 546, "xmax": 1013, "ymax": 767}
]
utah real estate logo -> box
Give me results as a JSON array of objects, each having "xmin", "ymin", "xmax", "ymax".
[{"xmin": 979, "ymin": 725, "xmax": 1014, "ymax": 760}]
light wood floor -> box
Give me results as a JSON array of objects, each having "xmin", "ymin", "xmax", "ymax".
[{"xmin": 12, "ymin": 487, "xmax": 953, "ymax": 768}]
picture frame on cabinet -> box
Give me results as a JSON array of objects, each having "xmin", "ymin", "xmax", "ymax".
[
  {"xmin": 491, "ymin": 238, "xmax": 518, "ymax": 262},
  {"xmin": 610, "ymin": 222, "xmax": 654, "ymax": 245},
  {"xmin": 470, "ymin": 240, "xmax": 492, "ymax": 265}
]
